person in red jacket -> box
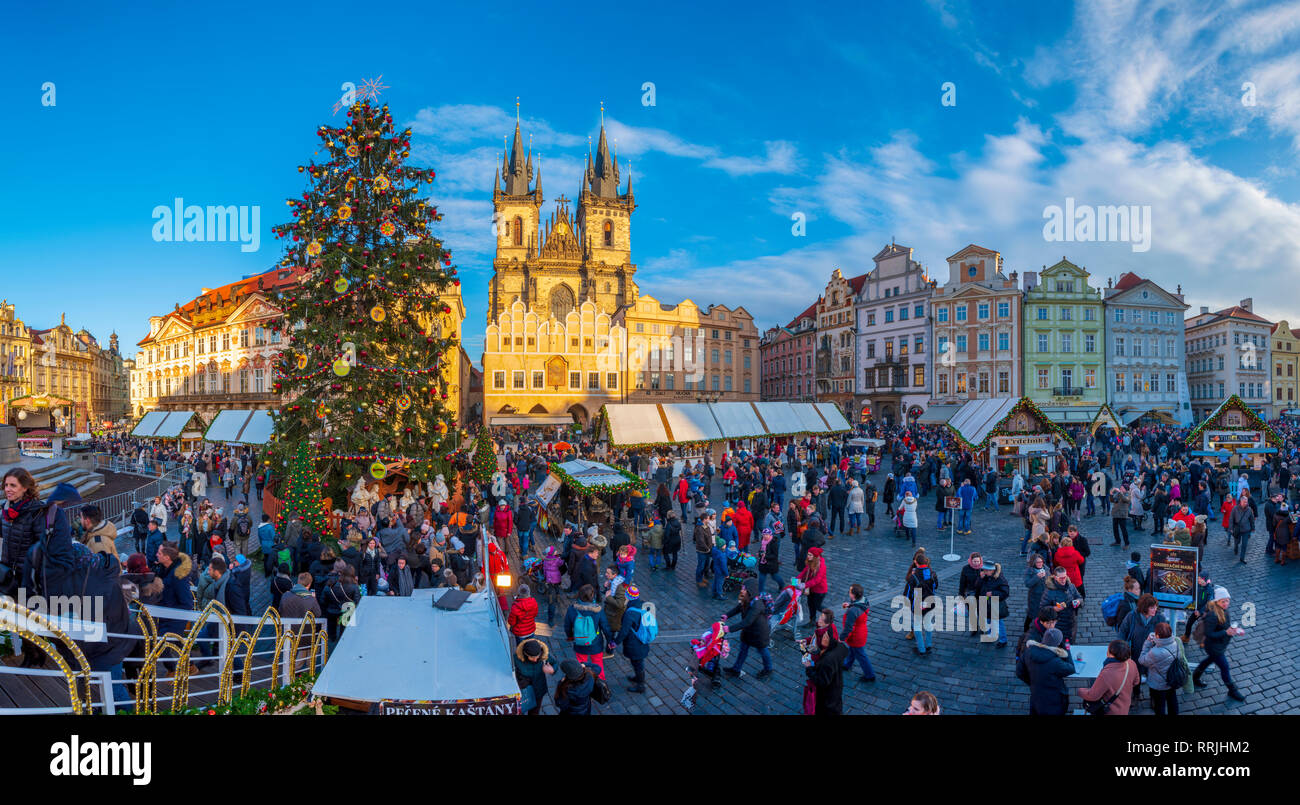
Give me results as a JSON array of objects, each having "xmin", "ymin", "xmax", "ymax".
[
  {"xmin": 676, "ymin": 476, "xmax": 692, "ymax": 521},
  {"xmin": 1054, "ymin": 536, "xmax": 1087, "ymax": 597},
  {"xmin": 492, "ymin": 500, "xmax": 514, "ymax": 545},
  {"xmin": 798, "ymin": 546, "xmax": 829, "ymax": 616},
  {"xmin": 839, "ymin": 583, "xmax": 876, "ymax": 683},
  {"xmin": 734, "ymin": 500, "xmax": 755, "ymax": 552},
  {"xmin": 508, "ymin": 583, "xmax": 539, "ymax": 644}
]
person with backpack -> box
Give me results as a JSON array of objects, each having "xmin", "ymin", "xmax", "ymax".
[
  {"xmin": 803, "ymin": 608, "xmax": 849, "ymax": 714},
  {"xmin": 904, "ymin": 554, "xmax": 940, "ymax": 655},
  {"xmin": 722, "ymin": 579, "xmax": 773, "ymax": 679},
  {"xmin": 514, "ymin": 638, "xmax": 553, "ymax": 715},
  {"xmin": 1021, "ymin": 627, "xmax": 1076, "ymax": 715},
  {"xmin": 612, "ymin": 585, "xmax": 654, "ymax": 693},
  {"xmin": 839, "ymin": 583, "xmax": 876, "ymax": 682},
  {"xmin": 1139, "ymin": 621, "xmax": 1189, "ymax": 715},
  {"xmin": 564, "ymin": 584, "xmax": 613, "ymax": 679}
]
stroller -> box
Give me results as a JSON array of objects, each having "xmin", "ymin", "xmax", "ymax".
[
  {"xmin": 722, "ymin": 551, "xmax": 758, "ymax": 592},
  {"xmin": 690, "ymin": 620, "xmax": 731, "ymax": 691},
  {"xmin": 892, "ymin": 505, "xmax": 908, "ymax": 539}
]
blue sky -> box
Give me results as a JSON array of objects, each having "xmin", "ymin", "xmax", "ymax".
[{"xmin": 4, "ymin": 0, "xmax": 1300, "ymax": 365}]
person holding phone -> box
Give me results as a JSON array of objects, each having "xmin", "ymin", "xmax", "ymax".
[{"xmin": 1191, "ymin": 587, "xmax": 1247, "ymax": 701}]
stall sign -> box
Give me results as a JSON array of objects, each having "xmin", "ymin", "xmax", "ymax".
[
  {"xmin": 1149, "ymin": 544, "xmax": 1198, "ymax": 610},
  {"xmin": 944, "ymin": 496, "xmax": 961, "ymax": 510},
  {"xmin": 373, "ymin": 696, "xmax": 521, "ymax": 716},
  {"xmin": 536, "ymin": 473, "xmax": 563, "ymax": 506},
  {"xmin": 992, "ymin": 435, "xmax": 1056, "ymax": 448}
]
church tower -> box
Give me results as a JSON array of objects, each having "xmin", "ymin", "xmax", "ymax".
[
  {"xmin": 489, "ymin": 105, "xmax": 543, "ymax": 322},
  {"xmin": 577, "ymin": 110, "xmax": 637, "ymax": 313}
]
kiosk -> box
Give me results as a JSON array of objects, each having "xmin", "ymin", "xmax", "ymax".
[
  {"xmin": 1185, "ymin": 395, "xmax": 1281, "ymax": 470},
  {"xmin": 944, "ymin": 398, "xmax": 1074, "ymax": 484}
]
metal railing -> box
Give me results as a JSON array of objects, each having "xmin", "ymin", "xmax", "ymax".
[
  {"xmin": 92, "ymin": 453, "xmax": 189, "ymax": 478},
  {"xmin": 64, "ymin": 465, "xmax": 192, "ymax": 527}
]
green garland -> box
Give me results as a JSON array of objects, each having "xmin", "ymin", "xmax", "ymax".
[
  {"xmin": 945, "ymin": 396, "xmax": 1076, "ymax": 452},
  {"xmin": 548, "ymin": 461, "xmax": 647, "ymax": 497},
  {"xmin": 170, "ymin": 673, "xmax": 336, "ymax": 716},
  {"xmin": 1184, "ymin": 394, "xmax": 1281, "ymax": 448}
]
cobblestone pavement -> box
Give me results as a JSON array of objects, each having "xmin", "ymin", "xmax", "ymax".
[{"xmin": 534, "ymin": 466, "xmax": 1300, "ymax": 715}]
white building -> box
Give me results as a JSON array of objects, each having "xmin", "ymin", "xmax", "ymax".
[
  {"xmin": 855, "ymin": 243, "xmax": 934, "ymax": 426},
  {"xmin": 1102, "ymin": 272, "xmax": 1191, "ymax": 426},
  {"xmin": 1184, "ymin": 298, "xmax": 1273, "ymax": 422}
]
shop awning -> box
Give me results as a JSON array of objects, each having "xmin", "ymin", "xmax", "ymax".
[
  {"xmin": 488, "ymin": 415, "xmax": 573, "ymax": 426},
  {"xmin": 1036, "ymin": 406, "xmax": 1098, "ymax": 424},
  {"xmin": 710, "ymin": 402, "xmax": 767, "ymax": 439},
  {"xmin": 660, "ymin": 403, "xmax": 725, "ymax": 443},
  {"xmin": 204, "ymin": 409, "xmax": 275, "ymax": 444},
  {"xmin": 815, "ymin": 403, "xmax": 852, "ymax": 432},
  {"xmin": 600, "ymin": 401, "xmax": 852, "ymax": 447},
  {"xmin": 945, "ymin": 397, "xmax": 1074, "ymax": 451},
  {"xmin": 751, "ymin": 402, "xmax": 804, "ymax": 435},
  {"xmin": 131, "ymin": 410, "xmax": 202, "ymax": 438},
  {"xmin": 601, "ymin": 405, "xmax": 669, "ymax": 445},
  {"xmin": 916, "ymin": 405, "xmax": 960, "ymax": 425},
  {"xmin": 550, "ymin": 459, "xmax": 646, "ymax": 495}
]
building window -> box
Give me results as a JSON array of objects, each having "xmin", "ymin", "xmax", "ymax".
[
  {"xmin": 1037, "ymin": 307, "xmax": 1048, "ymax": 321},
  {"xmin": 1084, "ymin": 308, "xmax": 1095, "ymax": 321},
  {"xmin": 513, "ymin": 217, "xmax": 523, "ymax": 246},
  {"xmin": 1115, "ymin": 372, "xmax": 1126, "ymax": 392},
  {"xmin": 900, "ymin": 307, "xmax": 909, "ymax": 321},
  {"xmin": 913, "ymin": 365, "xmax": 925, "ymax": 387},
  {"xmin": 1115, "ymin": 337, "xmax": 1125, "ymax": 356},
  {"xmin": 956, "ymin": 305, "xmax": 968, "ymax": 322},
  {"xmin": 603, "ymin": 220, "xmax": 613, "ymax": 247},
  {"xmin": 936, "ymin": 307, "xmax": 948, "ymax": 323},
  {"xmin": 1114, "ymin": 308, "xmax": 1124, "ymax": 323},
  {"xmin": 725, "ymin": 375, "xmax": 733, "ymax": 391},
  {"xmin": 978, "ymin": 333, "xmax": 989, "ymax": 351},
  {"xmin": 743, "ymin": 377, "xmax": 751, "ymax": 394},
  {"xmin": 956, "ymin": 335, "xmax": 967, "ymax": 352},
  {"xmin": 978, "ymin": 372, "xmax": 988, "ymax": 393},
  {"xmin": 512, "ymin": 370, "xmax": 525, "ymax": 389},
  {"xmin": 915, "ymin": 304, "xmax": 924, "ymax": 318},
  {"xmin": 956, "ymin": 372, "xmax": 967, "ymax": 393},
  {"xmin": 866, "ymin": 341, "xmax": 875, "ymax": 358},
  {"xmin": 1085, "ymin": 334, "xmax": 1096, "ymax": 353},
  {"xmin": 532, "ymin": 371, "xmax": 544, "ymax": 388},
  {"xmin": 938, "ymin": 373, "xmax": 949, "ymax": 394},
  {"xmin": 569, "ymin": 371, "xmax": 581, "ymax": 389},
  {"xmin": 915, "ymin": 336, "xmax": 925, "ymax": 354},
  {"xmin": 492, "ymin": 371, "xmax": 505, "ymax": 389},
  {"xmin": 1166, "ymin": 373, "xmax": 1176, "ymax": 392},
  {"xmin": 978, "ymin": 303, "xmax": 989, "ymax": 320},
  {"xmin": 1060, "ymin": 307, "xmax": 1072, "ymax": 321},
  {"xmin": 997, "ymin": 301, "xmax": 1010, "ymax": 318},
  {"xmin": 1037, "ymin": 334, "xmax": 1049, "ymax": 353},
  {"xmin": 1037, "ymin": 368, "xmax": 1049, "ymax": 390},
  {"xmin": 1084, "ymin": 369, "xmax": 1096, "ymax": 389},
  {"xmin": 885, "ymin": 310, "xmax": 894, "ymax": 323},
  {"xmin": 712, "ymin": 374, "xmax": 720, "ymax": 391},
  {"xmin": 1061, "ymin": 334, "xmax": 1072, "ymax": 353},
  {"xmin": 998, "ymin": 371, "xmax": 1009, "ymax": 393}
]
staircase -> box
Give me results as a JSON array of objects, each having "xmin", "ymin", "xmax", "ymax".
[{"xmin": 30, "ymin": 460, "xmax": 104, "ymax": 499}]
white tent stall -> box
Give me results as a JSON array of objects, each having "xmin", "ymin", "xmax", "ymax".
[{"xmin": 203, "ymin": 409, "xmax": 275, "ymax": 445}]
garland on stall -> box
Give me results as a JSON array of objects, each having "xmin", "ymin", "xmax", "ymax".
[
  {"xmin": 945, "ymin": 396, "xmax": 1076, "ymax": 452},
  {"xmin": 1088, "ymin": 403, "xmax": 1125, "ymax": 435},
  {"xmin": 1184, "ymin": 394, "xmax": 1282, "ymax": 447},
  {"xmin": 170, "ymin": 673, "xmax": 337, "ymax": 716},
  {"xmin": 548, "ymin": 461, "xmax": 647, "ymax": 496}
]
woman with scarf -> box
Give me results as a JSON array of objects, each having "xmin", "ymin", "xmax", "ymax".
[
  {"xmin": 359, "ymin": 536, "xmax": 384, "ymax": 596},
  {"xmin": 802, "ymin": 609, "xmax": 848, "ymax": 715},
  {"xmin": 798, "ymin": 545, "xmax": 829, "ymax": 617},
  {"xmin": 756, "ymin": 527, "xmax": 781, "ymax": 593}
]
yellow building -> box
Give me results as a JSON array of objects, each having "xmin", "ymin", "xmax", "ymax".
[
  {"xmin": 0, "ymin": 301, "xmax": 32, "ymax": 424},
  {"xmin": 621, "ymin": 295, "xmax": 759, "ymax": 402},
  {"xmin": 1272, "ymin": 320, "xmax": 1299, "ymax": 414},
  {"xmin": 29, "ymin": 316, "xmax": 98, "ymax": 432},
  {"xmin": 411, "ymin": 278, "xmax": 472, "ymax": 428}
]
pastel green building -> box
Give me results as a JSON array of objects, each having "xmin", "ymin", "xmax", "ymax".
[{"xmin": 1023, "ymin": 259, "xmax": 1106, "ymax": 409}]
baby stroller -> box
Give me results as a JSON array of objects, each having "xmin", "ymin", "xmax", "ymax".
[
  {"xmin": 892, "ymin": 506, "xmax": 908, "ymax": 539},
  {"xmin": 690, "ymin": 620, "xmax": 731, "ymax": 690},
  {"xmin": 722, "ymin": 552, "xmax": 758, "ymax": 592}
]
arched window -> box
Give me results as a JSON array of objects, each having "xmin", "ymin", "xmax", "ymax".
[
  {"xmin": 603, "ymin": 220, "xmax": 613, "ymax": 247},
  {"xmin": 549, "ymin": 284, "xmax": 575, "ymax": 320},
  {"xmin": 513, "ymin": 216, "xmax": 523, "ymax": 246}
]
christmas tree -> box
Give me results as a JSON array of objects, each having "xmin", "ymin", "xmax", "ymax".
[
  {"xmin": 279, "ymin": 442, "xmax": 330, "ymax": 534},
  {"xmin": 266, "ymin": 100, "xmax": 460, "ymax": 502},
  {"xmin": 469, "ymin": 428, "xmax": 496, "ymax": 486}
]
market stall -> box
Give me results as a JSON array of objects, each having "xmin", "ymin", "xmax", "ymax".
[
  {"xmin": 600, "ymin": 400, "xmax": 850, "ymax": 451},
  {"xmin": 1185, "ymin": 395, "xmax": 1281, "ymax": 470},
  {"xmin": 7, "ymin": 393, "xmax": 75, "ymax": 434},
  {"xmin": 945, "ymin": 397, "xmax": 1074, "ymax": 485},
  {"xmin": 542, "ymin": 458, "xmax": 647, "ymax": 541},
  {"xmin": 130, "ymin": 410, "xmax": 207, "ymax": 451},
  {"xmin": 202, "ymin": 409, "xmax": 275, "ymax": 445},
  {"xmin": 312, "ymin": 588, "xmax": 520, "ymax": 713}
]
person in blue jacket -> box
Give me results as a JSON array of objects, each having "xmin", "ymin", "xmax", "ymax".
[
  {"xmin": 257, "ymin": 514, "xmax": 277, "ymax": 576},
  {"xmin": 612, "ymin": 586, "xmax": 650, "ymax": 693},
  {"xmin": 956, "ymin": 478, "xmax": 979, "ymax": 535}
]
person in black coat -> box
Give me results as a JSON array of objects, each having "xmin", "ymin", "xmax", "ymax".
[
  {"xmin": 1021, "ymin": 627, "xmax": 1076, "ymax": 715},
  {"xmin": 975, "ymin": 561, "xmax": 1011, "ymax": 646},
  {"xmin": 661, "ymin": 512, "xmax": 682, "ymax": 569},
  {"xmin": 958, "ymin": 553, "xmax": 984, "ymax": 636},
  {"xmin": 613, "ymin": 591, "xmax": 651, "ymax": 693},
  {"xmin": 570, "ymin": 546, "xmax": 600, "ymax": 595},
  {"xmin": 723, "ymin": 580, "xmax": 772, "ymax": 677},
  {"xmin": 804, "ymin": 616, "xmax": 849, "ymax": 715}
]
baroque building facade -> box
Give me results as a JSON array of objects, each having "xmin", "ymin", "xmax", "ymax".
[
  {"xmin": 1102, "ymin": 271, "xmax": 1190, "ymax": 425},
  {"xmin": 855, "ymin": 243, "xmax": 933, "ymax": 426},
  {"xmin": 1184, "ymin": 298, "xmax": 1273, "ymax": 422},
  {"xmin": 1272, "ymin": 321, "xmax": 1299, "ymax": 415},
  {"xmin": 813, "ymin": 269, "xmax": 863, "ymax": 419},
  {"xmin": 0, "ymin": 301, "xmax": 32, "ymax": 425},
  {"xmin": 930, "ymin": 244, "xmax": 1023, "ymax": 404},
  {"xmin": 1022, "ymin": 259, "xmax": 1106, "ymax": 410}
]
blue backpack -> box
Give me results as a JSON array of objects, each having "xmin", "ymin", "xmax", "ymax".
[
  {"xmin": 1101, "ymin": 592, "xmax": 1124, "ymax": 626},
  {"xmin": 634, "ymin": 604, "xmax": 659, "ymax": 644},
  {"xmin": 573, "ymin": 609, "xmax": 599, "ymax": 644}
]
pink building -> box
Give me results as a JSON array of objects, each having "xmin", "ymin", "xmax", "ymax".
[{"xmin": 759, "ymin": 301, "xmax": 817, "ymax": 401}]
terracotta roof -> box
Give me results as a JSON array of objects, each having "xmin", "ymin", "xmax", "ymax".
[
  {"xmin": 137, "ymin": 266, "xmax": 304, "ymax": 346},
  {"xmin": 1113, "ymin": 271, "xmax": 1144, "ymax": 291},
  {"xmin": 786, "ymin": 300, "xmax": 818, "ymax": 329},
  {"xmin": 1217, "ymin": 305, "xmax": 1271, "ymax": 325},
  {"xmin": 946, "ymin": 243, "xmax": 1000, "ymax": 262},
  {"xmin": 848, "ymin": 273, "xmax": 867, "ymax": 294}
]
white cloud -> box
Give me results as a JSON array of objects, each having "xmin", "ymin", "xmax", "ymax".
[
  {"xmin": 607, "ymin": 119, "xmax": 799, "ymax": 176},
  {"xmin": 408, "ymin": 104, "xmax": 585, "ymax": 148},
  {"xmin": 704, "ymin": 141, "xmax": 801, "ymax": 176}
]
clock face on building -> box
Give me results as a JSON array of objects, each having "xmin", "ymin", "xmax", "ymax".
[{"xmin": 553, "ymin": 221, "xmax": 570, "ymax": 237}]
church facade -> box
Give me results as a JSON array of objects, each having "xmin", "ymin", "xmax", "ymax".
[{"xmin": 483, "ymin": 110, "xmax": 756, "ymax": 428}]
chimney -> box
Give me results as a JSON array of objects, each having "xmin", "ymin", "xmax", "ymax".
[
  {"xmin": 1022, "ymin": 271, "xmax": 1038, "ymax": 292},
  {"xmin": 1200, "ymin": 306, "xmax": 1209, "ymax": 315},
  {"xmin": 1239, "ymin": 298, "xmax": 1253, "ymax": 312}
]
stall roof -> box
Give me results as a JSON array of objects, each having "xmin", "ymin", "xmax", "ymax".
[
  {"xmin": 916, "ymin": 405, "xmax": 960, "ymax": 425},
  {"xmin": 660, "ymin": 403, "xmax": 725, "ymax": 443},
  {"xmin": 489, "ymin": 414, "xmax": 573, "ymax": 426},
  {"xmin": 131, "ymin": 410, "xmax": 201, "ymax": 438},
  {"xmin": 552, "ymin": 459, "xmax": 641, "ymax": 492},
  {"xmin": 602, "ymin": 405, "xmax": 669, "ymax": 445},
  {"xmin": 130, "ymin": 411, "xmax": 169, "ymax": 438},
  {"xmin": 792, "ymin": 403, "xmax": 831, "ymax": 433},
  {"xmin": 312, "ymin": 589, "xmax": 517, "ymax": 703},
  {"xmin": 711, "ymin": 402, "xmax": 767, "ymax": 439},
  {"xmin": 1185, "ymin": 394, "xmax": 1282, "ymax": 447},
  {"xmin": 1121, "ymin": 408, "xmax": 1176, "ymax": 426},
  {"xmin": 204, "ymin": 409, "xmax": 275, "ymax": 444},
  {"xmin": 946, "ymin": 398, "xmax": 1020, "ymax": 448},
  {"xmin": 814, "ymin": 403, "xmax": 852, "ymax": 432},
  {"xmin": 751, "ymin": 402, "xmax": 804, "ymax": 435}
]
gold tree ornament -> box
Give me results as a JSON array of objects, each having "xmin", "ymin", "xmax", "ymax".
[
  {"xmin": 307, "ymin": 240, "xmax": 322, "ymax": 256},
  {"xmin": 337, "ymin": 204, "xmax": 353, "ymax": 221},
  {"xmin": 370, "ymin": 305, "xmax": 386, "ymax": 323},
  {"xmin": 373, "ymin": 175, "xmax": 391, "ymax": 192},
  {"xmin": 296, "ymin": 353, "xmax": 309, "ymax": 370},
  {"xmin": 370, "ymin": 460, "xmax": 388, "ymax": 480},
  {"xmin": 395, "ymin": 393, "xmax": 411, "ymax": 411},
  {"xmin": 333, "ymin": 277, "xmax": 348, "ymax": 293},
  {"xmin": 332, "ymin": 359, "xmax": 352, "ymax": 377}
]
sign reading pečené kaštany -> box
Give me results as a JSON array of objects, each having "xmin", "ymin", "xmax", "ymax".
[{"xmin": 373, "ymin": 696, "xmax": 521, "ymax": 715}]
